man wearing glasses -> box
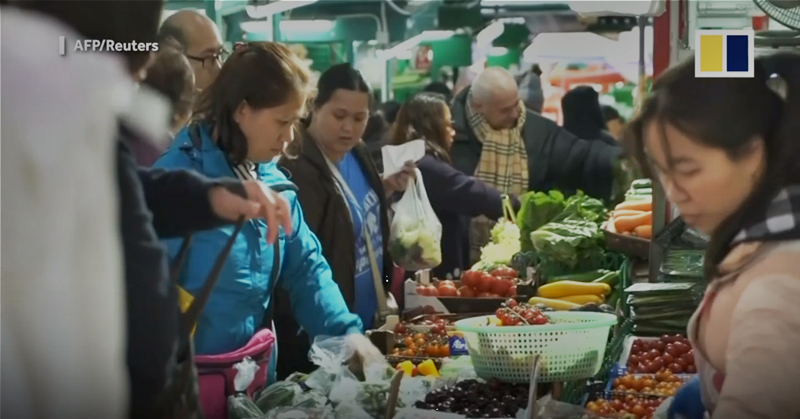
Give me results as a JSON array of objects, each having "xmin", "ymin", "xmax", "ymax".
[{"xmin": 158, "ymin": 9, "xmax": 227, "ymax": 92}]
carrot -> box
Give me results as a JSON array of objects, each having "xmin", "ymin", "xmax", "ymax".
[
  {"xmin": 614, "ymin": 211, "xmax": 653, "ymax": 233},
  {"xmin": 613, "ymin": 209, "xmax": 645, "ymax": 218},
  {"xmin": 634, "ymin": 224, "xmax": 652, "ymax": 239},
  {"xmin": 615, "ymin": 200, "xmax": 652, "ymax": 212}
]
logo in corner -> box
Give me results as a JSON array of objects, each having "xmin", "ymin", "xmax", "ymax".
[{"xmin": 695, "ymin": 29, "xmax": 755, "ymax": 78}]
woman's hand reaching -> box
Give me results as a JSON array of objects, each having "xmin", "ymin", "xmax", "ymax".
[
  {"xmin": 345, "ymin": 333, "xmax": 384, "ymax": 379},
  {"xmin": 209, "ymin": 180, "xmax": 294, "ymax": 244}
]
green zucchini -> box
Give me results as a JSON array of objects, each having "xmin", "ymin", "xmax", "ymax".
[
  {"xmin": 631, "ymin": 179, "xmax": 652, "ymax": 190},
  {"xmin": 591, "ymin": 271, "xmax": 620, "ymax": 286},
  {"xmin": 547, "ymin": 269, "xmax": 611, "ymax": 283}
]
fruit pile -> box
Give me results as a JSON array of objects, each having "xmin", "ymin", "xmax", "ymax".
[
  {"xmin": 458, "ymin": 266, "xmax": 519, "ymax": 298},
  {"xmin": 493, "ymin": 299, "xmax": 550, "ymax": 326},
  {"xmin": 611, "ymin": 371, "xmax": 687, "ymax": 397},
  {"xmin": 413, "ymin": 378, "xmax": 529, "ymax": 418},
  {"xmin": 392, "ymin": 315, "xmax": 454, "ymax": 334},
  {"xmin": 586, "ymin": 395, "xmax": 663, "ymax": 419},
  {"xmin": 390, "ymin": 324, "xmax": 451, "ymax": 358},
  {"xmin": 627, "ymin": 335, "xmax": 696, "ymax": 374}
]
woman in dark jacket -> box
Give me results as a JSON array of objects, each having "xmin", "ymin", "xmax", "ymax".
[
  {"xmin": 277, "ymin": 64, "xmax": 413, "ymax": 378},
  {"xmin": 561, "ymin": 86, "xmax": 617, "ymax": 146},
  {"xmin": 388, "ymin": 92, "xmax": 518, "ymax": 279}
]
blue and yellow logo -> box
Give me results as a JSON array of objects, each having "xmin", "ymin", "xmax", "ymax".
[{"xmin": 695, "ymin": 29, "xmax": 755, "ymax": 78}]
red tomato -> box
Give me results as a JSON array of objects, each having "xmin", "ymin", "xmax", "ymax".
[
  {"xmin": 661, "ymin": 353, "xmax": 674, "ymax": 365},
  {"xmin": 458, "ymin": 286, "xmax": 476, "ymax": 297},
  {"xmin": 532, "ymin": 315, "xmax": 548, "ymax": 325},
  {"xmin": 425, "ymin": 285, "xmax": 439, "ymax": 296},
  {"xmin": 685, "ymin": 364, "xmax": 697, "ymax": 374},
  {"xmin": 461, "ymin": 270, "xmax": 481, "ymax": 288},
  {"xmin": 416, "ymin": 284, "xmax": 428, "ymax": 296},
  {"xmin": 438, "ymin": 284, "xmax": 458, "ymax": 297},
  {"xmin": 490, "ymin": 266, "xmax": 518, "ymax": 279},
  {"xmin": 668, "ymin": 363, "xmax": 684, "ymax": 374},
  {"xmin": 490, "ymin": 278, "xmax": 513, "ymax": 295},
  {"xmin": 477, "ymin": 292, "xmax": 498, "ymax": 298},
  {"xmin": 439, "ymin": 280, "xmax": 455, "ymax": 288},
  {"xmin": 507, "ymin": 284, "xmax": 517, "ymax": 297},
  {"xmin": 474, "ymin": 273, "xmax": 494, "ymax": 292}
]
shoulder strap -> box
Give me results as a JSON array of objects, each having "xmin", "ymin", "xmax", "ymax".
[
  {"xmin": 188, "ymin": 123, "xmax": 203, "ymax": 151},
  {"xmin": 171, "ymin": 217, "xmax": 246, "ymax": 338},
  {"xmin": 260, "ymin": 183, "xmax": 298, "ymax": 329}
]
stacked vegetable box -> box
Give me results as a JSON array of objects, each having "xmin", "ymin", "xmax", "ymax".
[
  {"xmin": 625, "ymin": 282, "xmax": 703, "ymax": 336},
  {"xmin": 586, "ymin": 334, "xmax": 698, "ymax": 419},
  {"xmin": 604, "ymin": 180, "xmax": 653, "ymax": 259}
]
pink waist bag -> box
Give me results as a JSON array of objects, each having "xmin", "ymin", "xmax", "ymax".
[{"xmin": 195, "ymin": 328, "xmax": 275, "ymax": 419}]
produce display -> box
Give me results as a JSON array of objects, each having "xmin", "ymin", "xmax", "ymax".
[
  {"xmin": 413, "ymin": 378, "xmax": 530, "ymax": 418},
  {"xmin": 473, "ymin": 216, "xmax": 521, "ymax": 269},
  {"xmin": 393, "ymin": 315, "xmax": 457, "ymax": 332},
  {"xmin": 390, "ymin": 325, "xmax": 451, "ymax": 357},
  {"xmin": 626, "ymin": 335, "xmax": 696, "ymax": 374},
  {"xmin": 586, "ymin": 394, "xmax": 664, "ymax": 419},
  {"xmin": 459, "ymin": 266, "xmax": 519, "ymax": 298},
  {"xmin": 625, "ymin": 283, "xmax": 703, "ymax": 336},
  {"xmin": 395, "ymin": 359, "xmax": 439, "ymax": 377},
  {"xmin": 492, "ymin": 299, "xmax": 550, "ymax": 325},
  {"xmin": 516, "ymin": 191, "xmax": 609, "ymax": 270},
  {"xmin": 611, "ymin": 371, "xmax": 687, "ymax": 397},
  {"xmin": 608, "ymin": 180, "xmax": 653, "ymax": 239}
]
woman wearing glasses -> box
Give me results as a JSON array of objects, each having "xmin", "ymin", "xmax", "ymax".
[
  {"xmin": 388, "ymin": 92, "xmax": 519, "ymax": 280},
  {"xmin": 153, "ymin": 42, "xmax": 382, "ymax": 382}
]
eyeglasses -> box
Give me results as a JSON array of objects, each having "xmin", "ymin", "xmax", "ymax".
[{"xmin": 185, "ymin": 48, "xmax": 229, "ymax": 69}]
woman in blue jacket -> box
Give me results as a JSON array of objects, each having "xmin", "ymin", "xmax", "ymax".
[
  {"xmin": 153, "ymin": 42, "xmax": 379, "ymax": 376},
  {"xmin": 387, "ymin": 92, "xmax": 520, "ymax": 279}
]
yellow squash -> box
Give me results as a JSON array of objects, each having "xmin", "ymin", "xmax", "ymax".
[
  {"xmin": 558, "ymin": 294, "xmax": 605, "ymax": 305},
  {"xmin": 537, "ymin": 280, "xmax": 611, "ymax": 299},
  {"xmin": 527, "ymin": 296, "xmax": 580, "ymax": 311}
]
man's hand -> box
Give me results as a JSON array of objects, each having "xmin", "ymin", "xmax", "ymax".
[
  {"xmin": 209, "ymin": 180, "xmax": 293, "ymax": 244},
  {"xmin": 383, "ymin": 160, "xmax": 416, "ymax": 196}
]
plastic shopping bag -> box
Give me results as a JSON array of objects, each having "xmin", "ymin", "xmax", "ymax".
[
  {"xmin": 389, "ymin": 168, "xmax": 443, "ymax": 271},
  {"xmin": 227, "ymin": 358, "xmax": 264, "ymax": 419}
]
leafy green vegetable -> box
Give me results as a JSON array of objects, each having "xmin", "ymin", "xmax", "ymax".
[
  {"xmin": 552, "ymin": 192, "xmax": 607, "ymax": 223},
  {"xmin": 516, "ymin": 190, "xmax": 567, "ymax": 252},
  {"xmin": 529, "ymin": 218, "xmax": 604, "ymax": 268}
]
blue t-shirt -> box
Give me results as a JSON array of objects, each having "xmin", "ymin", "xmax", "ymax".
[{"xmin": 337, "ymin": 151, "xmax": 383, "ymax": 330}]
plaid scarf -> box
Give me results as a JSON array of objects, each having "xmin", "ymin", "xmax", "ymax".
[
  {"xmin": 466, "ymin": 94, "xmax": 530, "ymax": 196},
  {"xmin": 732, "ymin": 186, "xmax": 800, "ymax": 244}
]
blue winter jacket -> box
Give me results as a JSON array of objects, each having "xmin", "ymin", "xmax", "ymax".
[{"xmin": 153, "ymin": 123, "xmax": 363, "ymax": 364}]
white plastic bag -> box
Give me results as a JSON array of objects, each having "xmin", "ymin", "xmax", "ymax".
[{"xmin": 389, "ymin": 168, "xmax": 443, "ymax": 271}]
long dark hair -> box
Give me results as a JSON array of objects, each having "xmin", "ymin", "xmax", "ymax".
[
  {"xmin": 388, "ymin": 92, "xmax": 452, "ymax": 163},
  {"xmin": 194, "ymin": 42, "xmax": 311, "ymax": 165},
  {"xmin": 623, "ymin": 51, "xmax": 800, "ymax": 279},
  {"xmin": 561, "ymin": 86, "xmax": 608, "ymax": 141}
]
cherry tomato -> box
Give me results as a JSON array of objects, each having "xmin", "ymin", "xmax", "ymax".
[
  {"xmin": 438, "ymin": 284, "xmax": 458, "ymax": 297},
  {"xmin": 394, "ymin": 323, "xmax": 407, "ymax": 334},
  {"xmin": 506, "ymin": 298, "xmax": 518, "ymax": 308},
  {"xmin": 532, "ymin": 315, "xmax": 548, "ymax": 325},
  {"xmin": 661, "ymin": 353, "xmax": 674, "ymax": 365},
  {"xmin": 458, "ymin": 286, "xmax": 476, "ymax": 297},
  {"xmin": 403, "ymin": 348, "xmax": 416, "ymax": 356},
  {"xmin": 668, "ymin": 363, "xmax": 684, "ymax": 374},
  {"xmin": 504, "ymin": 317, "xmax": 521, "ymax": 326}
]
